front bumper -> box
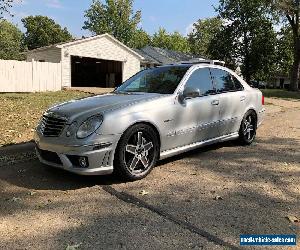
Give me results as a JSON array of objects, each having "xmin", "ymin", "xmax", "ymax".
[{"xmin": 35, "ymin": 132, "xmax": 121, "ymax": 175}]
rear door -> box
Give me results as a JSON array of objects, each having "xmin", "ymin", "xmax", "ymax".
[{"xmin": 210, "ymin": 68, "xmax": 246, "ymax": 136}]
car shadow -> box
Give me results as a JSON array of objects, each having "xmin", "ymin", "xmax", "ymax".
[{"xmin": 0, "ymin": 139, "xmax": 239, "ymax": 193}]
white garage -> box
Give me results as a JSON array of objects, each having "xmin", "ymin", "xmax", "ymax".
[{"xmin": 27, "ymin": 33, "xmax": 143, "ymax": 88}]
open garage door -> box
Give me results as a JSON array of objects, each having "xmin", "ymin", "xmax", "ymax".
[{"xmin": 71, "ymin": 56, "xmax": 123, "ymax": 88}]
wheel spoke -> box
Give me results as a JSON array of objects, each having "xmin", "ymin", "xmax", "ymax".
[
  {"xmin": 243, "ymin": 128, "xmax": 248, "ymax": 135},
  {"xmin": 126, "ymin": 145, "xmax": 137, "ymax": 155},
  {"xmin": 248, "ymin": 131, "xmax": 251, "ymax": 140},
  {"xmin": 140, "ymin": 156, "xmax": 149, "ymax": 168},
  {"xmin": 137, "ymin": 132, "xmax": 143, "ymax": 146},
  {"xmin": 248, "ymin": 116, "xmax": 252, "ymax": 124},
  {"xmin": 144, "ymin": 142, "xmax": 153, "ymax": 152},
  {"xmin": 129, "ymin": 156, "xmax": 139, "ymax": 170}
]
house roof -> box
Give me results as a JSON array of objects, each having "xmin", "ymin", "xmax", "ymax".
[
  {"xmin": 134, "ymin": 46, "xmax": 205, "ymax": 65},
  {"xmin": 27, "ymin": 33, "xmax": 144, "ymax": 60},
  {"xmin": 27, "ymin": 34, "xmax": 206, "ymax": 64}
]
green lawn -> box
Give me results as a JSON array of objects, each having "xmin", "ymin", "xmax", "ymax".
[
  {"xmin": 261, "ymin": 89, "xmax": 300, "ymax": 100},
  {"xmin": 0, "ymin": 90, "xmax": 92, "ymax": 146}
]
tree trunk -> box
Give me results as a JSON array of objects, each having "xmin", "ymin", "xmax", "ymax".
[{"xmin": 290, "ymin": 38, "xmax": 300, "ymax": 91}]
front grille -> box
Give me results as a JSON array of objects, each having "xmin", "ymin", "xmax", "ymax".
[
  {"xmin": 37, "ymin": 148, "xmax": 62, "ymax": 165},
  {"xmin": 40, "ymin": 114, "xmax": 67, "ymax": 137}
]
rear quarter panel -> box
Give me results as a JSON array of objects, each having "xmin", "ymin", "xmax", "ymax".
[{"xmin": 244, "ymin": 88, "xmax": 265, "ymax": 126}]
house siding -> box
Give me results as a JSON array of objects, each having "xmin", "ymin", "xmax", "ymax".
[
  {"xmin": 61, "ymin": 36, "xmax": 140, "ymax": 87},
  {"xmin": 26, "ymin": 47, "xmax": 62, "ymax": 63}
]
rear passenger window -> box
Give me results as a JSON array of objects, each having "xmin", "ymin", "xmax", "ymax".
[
  {"xmin": 185, "ymin": 68, "xmax": 215, "ymax": 96},
  {"xmin": 211, "ymin": 68, "xmax": 235, "ymax": 93},
  {"xmin": 232, "ymin": 76, "xmax": 244, "ymax": 91}
]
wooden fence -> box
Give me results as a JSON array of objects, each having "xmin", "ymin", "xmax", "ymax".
[{"xmin": 0, "ymin": 60, "xmax": 62, "ymax": 92}]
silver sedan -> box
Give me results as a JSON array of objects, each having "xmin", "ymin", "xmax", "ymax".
[{"xmin": 35, "ymin": 62, "xmax": 265, "ymax": 180}]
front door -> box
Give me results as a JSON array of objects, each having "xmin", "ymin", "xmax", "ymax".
[{"xmin": 170, "ymin": 67, "xmax": 220, "ymax": 149}]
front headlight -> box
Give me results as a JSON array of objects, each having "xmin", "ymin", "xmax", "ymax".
[{"xmin": 76, "ymin": 115, "xmax": 103, "ymax": 139}]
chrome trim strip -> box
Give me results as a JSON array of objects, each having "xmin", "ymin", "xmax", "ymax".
[{"xmin": 160, "ymin": 132, "xmax": 239, "ymax": 160}]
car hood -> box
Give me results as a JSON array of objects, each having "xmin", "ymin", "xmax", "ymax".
[{"xmin": 47, "ymin": 92, "xmax": 163, "ymax": 122}]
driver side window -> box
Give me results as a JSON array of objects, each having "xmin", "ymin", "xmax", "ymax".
[{"xmin": 184, "ymin": 68, "xmax": 215, "ymax": 96}]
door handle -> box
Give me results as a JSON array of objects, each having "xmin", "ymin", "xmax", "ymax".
[
  {"xmin": 211, "ymin": 99, "xmax": 219, "ymax": 106},
  {"xmin": 240, "ymin": 96, "xmax": 246, "ymax": 102}
]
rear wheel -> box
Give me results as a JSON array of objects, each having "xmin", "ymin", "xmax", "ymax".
[
  {"xmin": 114, "ymin": 124, "xmax": 159, "ymax": 180},
  {"xmin": 238, "ymin": 111, "xmax": 257, "ymax": 145}
]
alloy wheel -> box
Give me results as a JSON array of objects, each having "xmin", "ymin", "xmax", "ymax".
[
  {"xmin": 243, "ymin": 115, "xmax": 255, "ymax": 141},
  {"xmin": 124, "ymin": 131, "xmax": 154, "ymax": 174}
]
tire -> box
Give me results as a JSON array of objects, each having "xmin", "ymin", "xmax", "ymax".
[
  {"xmin": 114, "ymin": 124, "xmax": 159, "ymax": 181},
  {"xmin": 238, "ymin": 110, "xmax": 257, "ymax": 145}
]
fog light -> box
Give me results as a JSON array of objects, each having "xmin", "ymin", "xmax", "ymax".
[{"xmin": 79, "ymin": 157, "xmax": 88, "ymax": 168}]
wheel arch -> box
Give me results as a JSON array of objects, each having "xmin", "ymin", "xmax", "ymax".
[
  {"xmin": 116, "ymin": 121, "xmax": 161, "ymax": 151},
  {"xmin": 245, "ymin": 108, "xmax": 258, "ymax": 125}
]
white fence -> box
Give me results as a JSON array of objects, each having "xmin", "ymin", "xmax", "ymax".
[{"xmin": 0, "ymin": 60, "xmax": 62, "ymax": 92}]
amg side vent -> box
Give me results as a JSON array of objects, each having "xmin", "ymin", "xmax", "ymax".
[{"xmin": 40, "ymin": 113, "xmax": 67, "ymax": 137}]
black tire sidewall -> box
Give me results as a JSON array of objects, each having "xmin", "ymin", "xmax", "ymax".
[
  {"xmin": 114, "ymin": 124, "xmax": 159, "ymax": 180},
  {"xmin": 239, "ymin": 111, "xmax": 257, "ymax": 145}
]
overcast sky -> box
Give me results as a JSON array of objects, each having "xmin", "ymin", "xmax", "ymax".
[{"xmin": 7, "ymin": 0, "xmax": 219, "ymax": 38}]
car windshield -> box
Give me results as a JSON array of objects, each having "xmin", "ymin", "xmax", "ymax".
[{"xmin": 115, "ymin": 65, "xmax": 190, "ymax": 94}]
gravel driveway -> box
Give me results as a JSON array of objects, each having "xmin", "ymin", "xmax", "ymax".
[{"xmin": 0, "ymin": 98, "xmax": 299, "ymax": 250}]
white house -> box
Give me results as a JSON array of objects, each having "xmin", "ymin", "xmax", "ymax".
[
  {"xmin": 26, "ymin": 34, "xmax": 203, "ymax": 90},
  {"xmin": 27, "ymin": 33, "xmax": 143, "ymax": 88}
]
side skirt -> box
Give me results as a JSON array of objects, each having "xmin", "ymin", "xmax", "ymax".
[{"xmin": 159, "ymin": 132, "xmax": 239, "ymax": 160}]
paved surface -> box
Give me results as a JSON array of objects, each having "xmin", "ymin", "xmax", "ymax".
[{"xmin": 0, "ymin": 98, "xmax": 299, "ymax": 250}]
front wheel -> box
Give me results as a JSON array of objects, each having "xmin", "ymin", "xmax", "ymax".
[
  {"xmin": 114, "ymin": 124, "xmax": 159, "ymax": 180},
  {"xmin": 238, "ymin": 111, "xmax": 257, "ymax": 145}
]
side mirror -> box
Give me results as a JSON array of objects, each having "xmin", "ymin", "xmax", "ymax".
[
  {"xmin": 183, "ymin": 87, "xmax": 201, "ymax": 98},
  {"xmin": 178, "ymin": 87, "xmax": 201, "ymax": 103}
]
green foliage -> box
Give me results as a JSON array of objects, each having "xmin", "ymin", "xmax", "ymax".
[
  {"xmin": 271, "ymin": 0, "xmax": 300, "ymax": 90},
  {"xmin": 276, "ymin": 25, "xmax": 294, "ymax": 74},
  {"xmin": 22, "ymin": 15, "xmax": 73, "ymax": 50},
  {"xmin": 262, "ymin": 88, "xmax": 300, "ymax": 99},
  {"xmin": 128, "ymin": 29, "xmax": 151, "ymax": 49},
  {"xmin": 208, "ymin": 25, "xmax": 237, "ymax": 69},
  {"xmin": 0, "ymin": 19, "xmax": 24, "ymax": 60},
  {"xmin": 188, "ymin": 17, "xmax": 222, "ymax": 58},
  {"xmin": 214, "ymin": 0, "xmax": 277, "ymax": 82},
  {"xmin": 0, "ymin": 0, "xmax": 13, "ymax": 19},
  {"xmin": 151, "ymin": 28, "xmax": 190, "ymax": 53},
  {"xmin": 83, "ymin": 0, "xmax": 141, "ymax": 46},
  {"xmin": 170, "ymin": 31, "xmax": 191, "ymax": 53}
]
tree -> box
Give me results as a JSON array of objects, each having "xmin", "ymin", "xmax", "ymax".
[
  {"xmin": 188, "ymin": 17, "xmax": 222, "ymax": 58},
  {"xmin": 0, "ymin": 19, "xmax": 24, "ymax": 60},
  {"xmin": 208, "ymin": 24, "xmax": 237, "ymax": 69},
  {"xmin": 0, "ymin": 0, "xmax": 13, "ymax": 19},
  {"xmin": 271, "ymin": 0, "xmax": 300, "ymax": 91},
  {"xmin": 169, "ymin": 31, "xmax": 191, "ymax": 53},
  {"xmin": 129, "ymin": 29, "xmax": 151, "ymax": 49},
  {"xmin": 22, "ymin": 15, "xmax": 73, "ymax": 50},
  {"xmin": 152, "ymin": 28, "xmax": 190, "ymax": 53},
  {"xmin": 215, "ymin": 0, "xmax": 277, "ymax": 82},
  {"xmin": 275, "ymin": 25, "xmax": 294, "ymax": 75},
  {"xmin": 83, "ymin": 0, "xmax": 141, "ymax": 46}
]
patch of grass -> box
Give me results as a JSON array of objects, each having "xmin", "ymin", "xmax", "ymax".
[
  {"xmin": 0, "ymin": 90, "xmax": 91, "ymax": 146},
  {"xmin": 262, "ymin": 89, "xmax": 300, "ymax": 100}
]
